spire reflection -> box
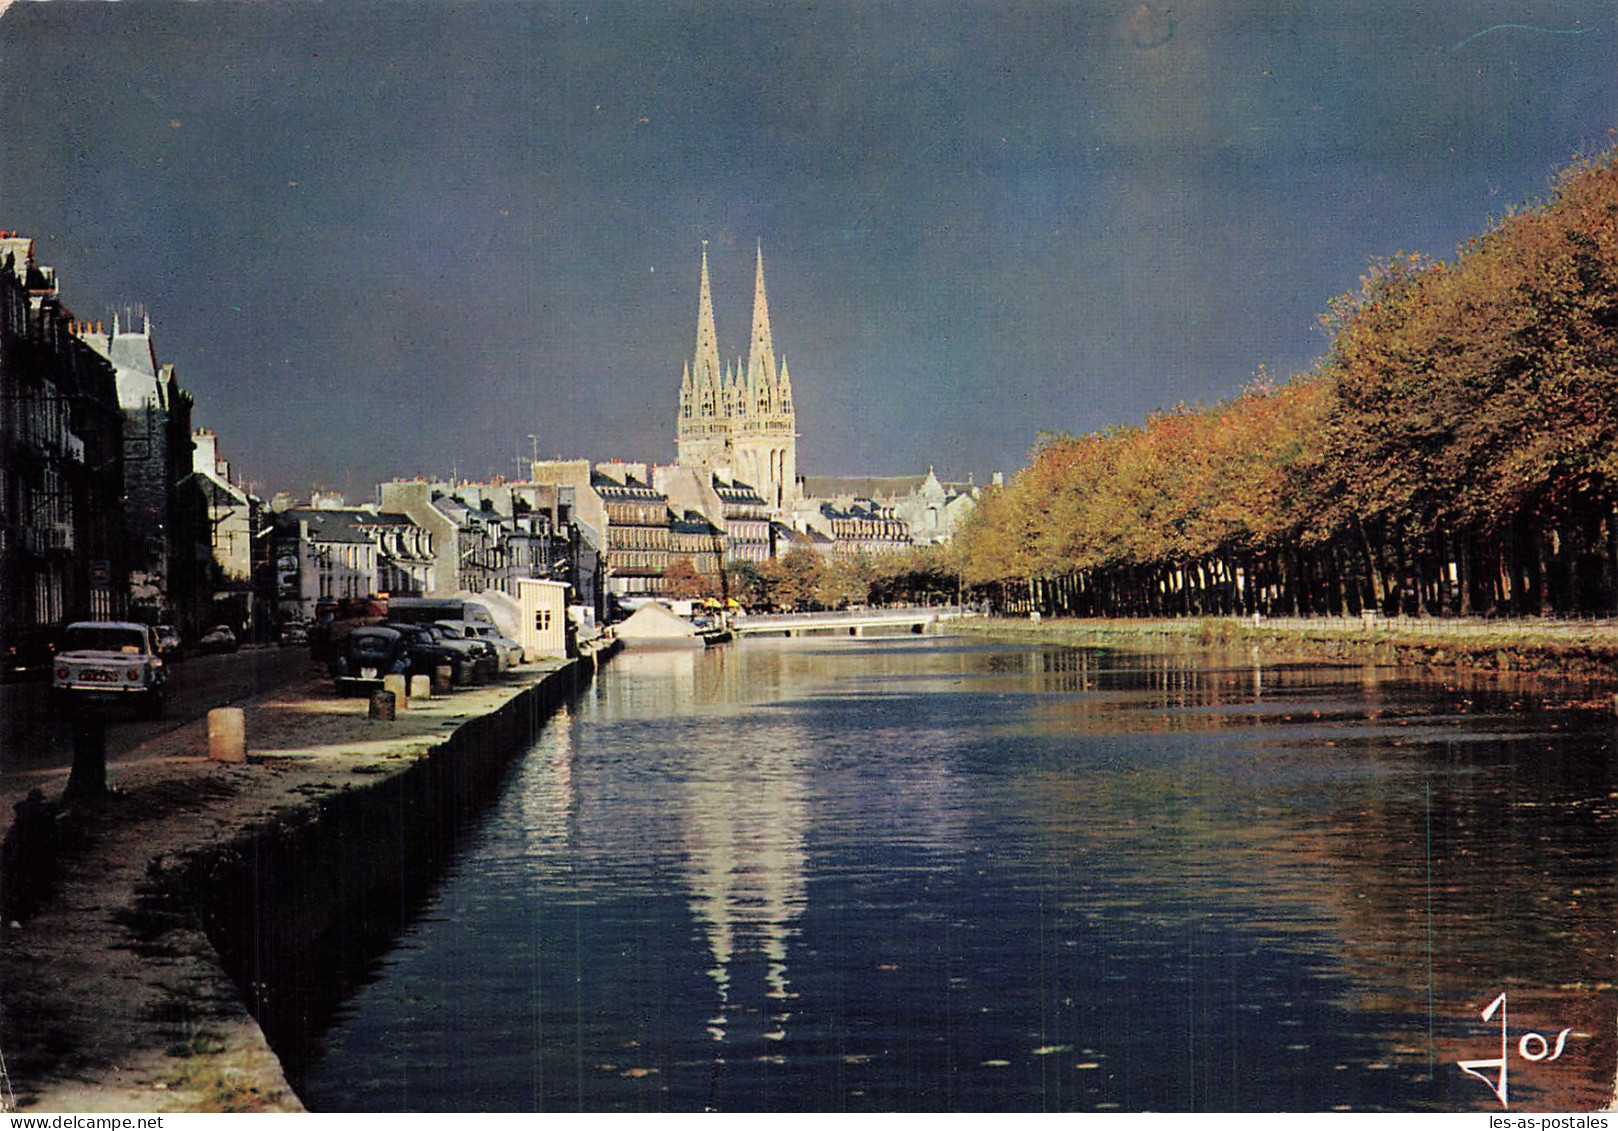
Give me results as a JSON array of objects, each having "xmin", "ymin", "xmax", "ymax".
[{"xmin": 679, "ymin": 732, "xmax": 810, "ymax": 1046}]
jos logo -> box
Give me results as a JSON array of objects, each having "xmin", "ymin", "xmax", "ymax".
[{"xmin": 1457, "ymin": 991, "xmax": 1573, "ymax": 1109}]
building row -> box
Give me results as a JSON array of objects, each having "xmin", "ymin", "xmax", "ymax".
[
  {"xmin": 0, "ymin": 231, "xmax": 238, "ymax": 660},
  {"xmin": 3, "ymin": 231, "xmax": 985, "ymax": 660},
  {"xmin": 265, "ymin": 456, "xmax": 980, "ymax": 625}
]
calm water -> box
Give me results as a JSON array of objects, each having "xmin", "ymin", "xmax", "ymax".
[{"xmin": 296, "ymin": 637, "xmax": 1617, "ymax": 1112}]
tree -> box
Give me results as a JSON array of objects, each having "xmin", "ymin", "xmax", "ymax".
[
  {"xmin": 817, "ymin": 555, "xmax": 872, "ymax": 609},
  {"xmin": 756, "ymin": 549, "xmax": 827, "ymax": 611},
  {"xmin": 662, "ymin": 558, "xmax": 711, "ymax": 600},
  {"xmin": 949, "ymin": 144, "xmax": 1618, "ymax": 618},
  {"xmin": 726, "ymin": 560, "xmax": 767, "ymax": 608}
]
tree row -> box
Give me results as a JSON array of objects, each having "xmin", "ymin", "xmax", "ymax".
[{"xmin": 951, "ymin": 147, "xmax": 1618, "ymax": 619}]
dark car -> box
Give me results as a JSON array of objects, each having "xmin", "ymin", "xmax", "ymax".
[
  {"xmin": 421, "ymin": 622, "xmax": 499, "ymax": 683},
  {"xmin": 331, "ymin": 625, "xmax": 410, "ymax": 694},
  {"xmin": 379, "ymin": 622, "xmax": 465, "ymax": 685},
  {"xmin": 4, "ymin": 625, "xmax": 57, "ymax": 682}
]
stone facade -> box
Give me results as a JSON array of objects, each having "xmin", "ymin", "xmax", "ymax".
[
  {"xmin": 669, "ymin": 509, "xmax": 726, "ymax": 584},
  {"xmin": 676, "ymin": 243, "xmax": 797, "ymax": 509},
  {"xmin": 0, "ymin": 232, "xmax": 126, "ymax": 659},
  {"xmin": 797, "ymin": 470, "xmax": 980, "ymax": 547},
  {"xmin": 272, "ymin": 505, "xmax": 389, "ymax": 624},
  {"xmin": 192, "ymin": 428, "xmax": 272, "ymax": 638},
  {"xmin": 591, "ymin": 466, "xmax": 672, "ymax": 597},
  {"xmin": 77, "ymin": 312, "xmax": 209, "ymax": 636},
  {"xmin": 712, "ymin": 475, "xmax": 772, "ymax": 564},
  {"xmin": 378, "ymin": 478, "xmax": 600, "ymax": 617},
  {"xmin": 816, "ymin": 499, "xmax": 912, "ymax": 556},
  {"xmin": 510, "ymin": 478, "xmax": 605, "ymax": 621}
]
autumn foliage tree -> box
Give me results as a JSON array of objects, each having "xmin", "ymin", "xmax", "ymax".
[{"xmin": 953, "ymin": 145, "xmax": 1618, "ymax": 619}]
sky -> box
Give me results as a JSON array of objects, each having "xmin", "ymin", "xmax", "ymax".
[{"xmin": 1, "ymin": 1, "xmax": 1615, "ymax": 501}]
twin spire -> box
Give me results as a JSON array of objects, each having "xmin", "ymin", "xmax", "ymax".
[
  {"xmin": 676, "ymin": 238, "xmax": 798, "ymax": 507},
  {"xmin": 685, "ymin": 240, "xmax": 785, "ymax": 403}
]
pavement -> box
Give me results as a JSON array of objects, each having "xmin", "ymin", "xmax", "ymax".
[{"xmin": 0, "ymin": 649, "xmax": 590, "ymax": 1113}]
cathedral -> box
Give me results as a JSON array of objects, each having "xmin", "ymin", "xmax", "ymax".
[{"xmin": 676, "ymin": 242, "xmax": 798, "ymax": 508}]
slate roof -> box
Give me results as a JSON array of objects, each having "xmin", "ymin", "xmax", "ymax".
[
  {"xmin": 279, "ymin": 507, "xmax": 380, "ymax": 544},
  {"xmin": 712, "ymin": 475, "xmax": 767, "ymax": 505}
]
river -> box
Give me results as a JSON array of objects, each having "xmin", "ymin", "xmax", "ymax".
[{"xmin": 294, "ymin": 635, "xmax": 1617, "ymax": 1112}]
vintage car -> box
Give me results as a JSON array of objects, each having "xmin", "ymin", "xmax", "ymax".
[
  {"xmin": 435, "ymin": 618, "xmax": 523, "ymax": 669},
  {"xmin": 52, "ymin": 621, "xmax": 169, "ymax": 718},
  {"xmin": 330, "ymin": 625, "xmax": 410, "ymax": 694},
  {"xmin": 197, "ymin": 625, "xmax": 239, "ymax": 654},
  {"xmin": 278, "ymin": 621, "xmax": 309, "ymax": 647},
  {"xmin": 378, "ymin": 622, "xmax": 467, "ymax": 685},
  {"xmin": 421, "ymin": 622, "xmax": 499, "ymax": 683}
]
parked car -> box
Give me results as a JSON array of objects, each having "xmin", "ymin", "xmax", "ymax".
[
  {"xmin": 4, "ymin": 625, "xmax": 57, "ymax": 682},
  {"xmin": 52, "ymin": 621, "xmax": 168, "ymax": 719},
  {"xmin": 422, "ymin": 622, "xmax": 499, "ymax": 683},
  {"xmin": 378, "ymin": 622, "xmax": 466, "ymax": 685},
  {"xmin": 330, "ymin": 625, "xmax": 410, "ymax": 694},
  {"xmin": 436, "ymin": 618, "xmax": 522, "ymax": 669},
  {"xmin": 152, "ymin": 624, "xmax": 184, "ymax": 660},
  {"xmin": 278, "ymin": 621, "xmax": 309, "ymax": 647},
  {"xmin": 197, "ymin": 625, "xmax": 239, "ymax": 654}
]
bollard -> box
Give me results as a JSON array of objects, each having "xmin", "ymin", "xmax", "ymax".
[
  {"xmin": 410, "ymin": 673, "xmax": 432, "ymax": 701},
  {"xmin": 433, "ymin": 665, "xmax": 454, "ymax": 695},
  {"xmin": 369, "ymin": 689, "xmax": 396, "ymax": 720},
  {"xmin": 383, "ymin": 673, "xmax": 409, "ymax": 712},
  {"xmin": 66, "ymin": 716, "xmax": 108, "ymax": 799},
  {"xmin": 207, "ymin": 707, "xmax": 247, "ymax": 763},
  {"xmin": 455, "ymin": 660, "xmax": 474, "ymax": 686}
]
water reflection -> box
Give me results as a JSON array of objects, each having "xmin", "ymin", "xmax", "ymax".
[
  {"xmin": 678, "ymin": 725, "xmax": 809, "ymax": 1045},
  {"xmin": 511, "ymin": 702, "xmax": 576, "ymax": 861},
  {"xmin": 299, "ymin": 636, "xmax": 1618, "ymax": 1112}
]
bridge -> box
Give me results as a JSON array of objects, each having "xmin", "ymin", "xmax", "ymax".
[{"xmin": 732, "ymin": 606, "xmax": 974, "ymax": 638}]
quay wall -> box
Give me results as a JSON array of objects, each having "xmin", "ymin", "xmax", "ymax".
[
  {"xmin": 954, "ymin": 615, "xmax": 1618, "ymax": 684},
  {"xmin": 151, "ymin": 640, "xmax": 617, "ymax": 1092}
]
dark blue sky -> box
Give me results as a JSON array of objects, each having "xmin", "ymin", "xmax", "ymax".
[{"xmin": 2, "ymin": 1, "xmax": 1614, "ymax": 499}]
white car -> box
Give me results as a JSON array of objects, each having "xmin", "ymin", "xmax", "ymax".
[{"xmin": 52, "ymin": 621, "xmax": 169, "ymax": 718}]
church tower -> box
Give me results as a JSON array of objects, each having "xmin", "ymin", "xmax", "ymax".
[
  {"xmin": 677, "ymin": 243, "xmax": 730, "ymax": 471},
  {"xmin": 676, "ymin": 242, "xmax": 797, "ymax": 508}
]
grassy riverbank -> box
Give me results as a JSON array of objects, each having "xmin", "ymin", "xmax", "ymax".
[{"xmin": 953, "ymin": 614, "xmax": 1618, "ymax": 685}]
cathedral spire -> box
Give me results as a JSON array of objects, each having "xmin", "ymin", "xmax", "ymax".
[
  {"xmin": 747, "ymin": 240, "xmax": 777, "ymax": 391},
  {"xmin": 693, "ymin": 241, "xmax": 722, "ymax": 393}
]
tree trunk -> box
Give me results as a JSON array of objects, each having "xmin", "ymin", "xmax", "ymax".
[
  {"xmin": 1534, "ymin": 527, "xmax": 1550, "ymax": 617},
  {"xmin": 1355, "ymin": 516, "xmax": 1388, "ymax": 613}
]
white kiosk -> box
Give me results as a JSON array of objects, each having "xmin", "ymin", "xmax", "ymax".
[{"xmin": 517, "ymin": 578, "xmax": 570, "ymax": 661}]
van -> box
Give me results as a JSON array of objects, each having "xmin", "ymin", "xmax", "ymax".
[{"xmin": 385, "ymin": 597, "xmax": 497, "ymax": 629}]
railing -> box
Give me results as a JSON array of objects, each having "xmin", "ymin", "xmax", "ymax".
[
  {"xmin": 734, "ymin": 605, "xmax": 973, "ymax": 634},
  {"xmin": 1001, "ymin": 612, "xmax": 1618, "ymax": 642},
  {"xmin": 1247, "ymin": 613, "xmax": 1618, "ymax": 641}
]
